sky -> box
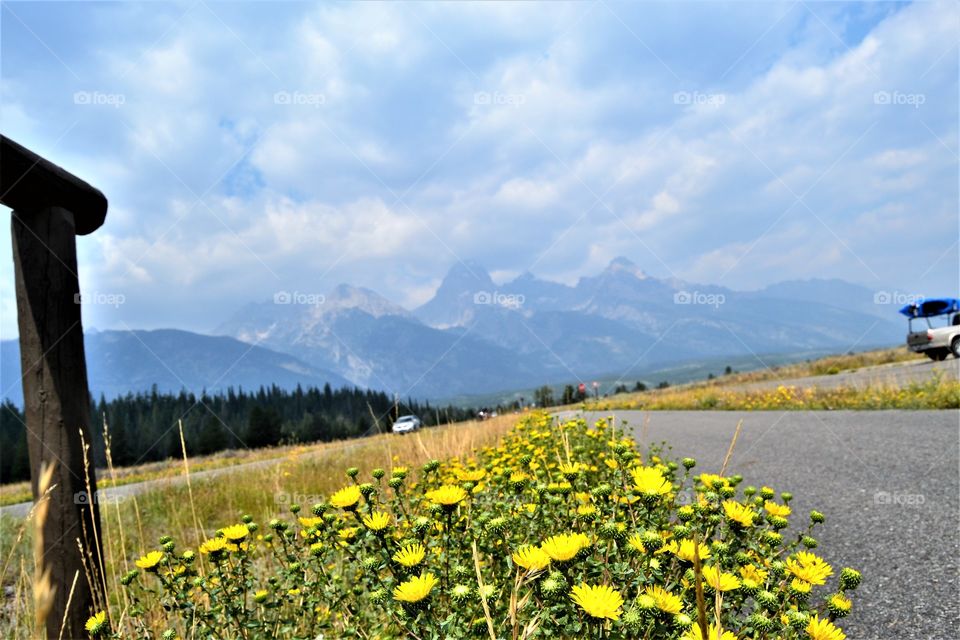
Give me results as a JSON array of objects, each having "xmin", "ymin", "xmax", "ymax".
[{"xmin": 0, "ymin": 0, "xmax": 957, "ymax": 338}]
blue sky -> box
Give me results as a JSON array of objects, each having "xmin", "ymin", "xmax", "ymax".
[{"xmin": 0, "ymin": 1, "xmax": 957, "ymax": 337}]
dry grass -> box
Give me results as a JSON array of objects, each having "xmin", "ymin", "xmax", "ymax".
[
  {"xmin": 589, "ymin": 347, "xmax": 929, "ymax": 410},
  {"xmin": 0, "ymin": 413, "xmax": 517, "ymax": 637},
  {"xmin": 591, "ymin": 375, "xmax": 960, "ymax": 411}
]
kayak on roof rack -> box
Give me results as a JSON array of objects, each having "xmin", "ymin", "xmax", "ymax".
[{"xmin": 900, "ymin": 297, "xmax": 960, "ymax": 360}]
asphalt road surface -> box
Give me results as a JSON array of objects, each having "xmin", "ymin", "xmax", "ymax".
[{"xmin": 575, "ymin": 410, "xmax": 958, "ymax": 640}]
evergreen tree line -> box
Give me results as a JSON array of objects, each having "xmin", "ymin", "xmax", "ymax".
[{"xmin": 0, "ymin": 384, "xmax": 475, "ymax": 485}]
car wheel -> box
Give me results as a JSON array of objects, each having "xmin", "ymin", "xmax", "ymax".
[{"xmin": 951, "ymin": 337, "xmax": 960, "ymax": 358}]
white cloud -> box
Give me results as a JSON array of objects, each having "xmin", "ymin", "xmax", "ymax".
[{"xmin": 0, "ymin": 0, "xmax": 955, "ymax": 336}]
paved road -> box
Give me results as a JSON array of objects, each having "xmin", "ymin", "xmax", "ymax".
[
  {"xmin": 736, "ymin": 357, "xmax": 958, "ymax": 392},
  {"xmin": 575, "ymin": 410, "xmax": 958, "ymax": 640}
]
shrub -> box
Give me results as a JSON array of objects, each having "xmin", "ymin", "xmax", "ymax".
[{"xmin": 92, "ymin": 413, "xmax": 859, "ymax": 639}]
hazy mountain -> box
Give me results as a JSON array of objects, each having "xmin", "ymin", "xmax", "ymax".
[
  {"xmin": 215, "ymin": 282, "xmax": 554, "ymax": 398},
  {"xmin": 1, "ymin": 329, "xmax": 351, "ymax": 407},
  {"xmin": 4, "ymin": 260, "xmax": 902, "ymax": 406},
  {"xmin": 213, "ymin": 258, "xmax": 902, "ymax": 400},
  {"xmin": 756, "ymin": 278, "xmax": 889, "ymax": 319},
  {"xmin": 413, "ymin": 261, "xmax": 497, "ymax": 328}
]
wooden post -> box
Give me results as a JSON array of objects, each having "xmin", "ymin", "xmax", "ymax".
[
  {"xmin": 12, "ymin": 207, "xmax": 104, "ymax": 638},
  {"xmin": 2, "ymin": 136, "xmax": 108, "ymax": 639}
]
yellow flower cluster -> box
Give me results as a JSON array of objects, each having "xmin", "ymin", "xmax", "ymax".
[{"xmin": 111, "ymin": 412, "xmax": 859, "ymax": 640}]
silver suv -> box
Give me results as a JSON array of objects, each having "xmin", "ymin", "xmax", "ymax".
[
  {"xmin": 391, "ymin": 415, "xmax": 422, "ymax": 434},
  {"xmin": 902, "ymin": 298, "xmax": 960, "ymax": 360}
]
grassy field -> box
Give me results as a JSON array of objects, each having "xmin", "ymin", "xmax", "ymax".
[
  {"xmin": 586, "ymin": 348, "xmax": 960, "ymax": 411},
  {"xmin": 0, "ymin": 430, "xmax": 433, "ymax": 508},
  {"xmin": 0, "ymin": 348, "xmax": 935, "ymax": 509},
  {"xmin": 0, "ymin": 413, "xmax": 517, "ymax": 637},
  {"xmin": 589, "ymin": 375, "xmax": 960, "ymax": 411}
]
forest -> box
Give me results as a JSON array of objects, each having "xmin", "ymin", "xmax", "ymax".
[{"xmin": 0, "ymin": 384, "xmax": 475, "ymax": 484}]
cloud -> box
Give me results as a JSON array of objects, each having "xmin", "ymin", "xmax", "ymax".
[{"xmin": 0, "ymin": 0, "xmax": 955, "ymax": 337}]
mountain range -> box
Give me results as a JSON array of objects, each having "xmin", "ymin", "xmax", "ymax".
[{"xmin": 1, "ymin": 258, "xmax": 904, "ymax": 405}]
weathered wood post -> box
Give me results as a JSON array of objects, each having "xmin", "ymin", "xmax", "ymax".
[{"xmin": 1, "ymin": 135, "xmax": 108, "ymax": 639}]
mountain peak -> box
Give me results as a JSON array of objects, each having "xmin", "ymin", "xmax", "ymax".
[
  {"xmin": 442, "ymin": 261, "xmax": 494, "ymax": 286},
  {"xmin": 605, "ymin": 256, "xmax": 648, "ymax": 280},
  {"xmin": 325, "ymin": 284, "xmax": 407, "ymax": 318}
]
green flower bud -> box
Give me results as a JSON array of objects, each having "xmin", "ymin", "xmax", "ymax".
[
  {"xmin": 540, "ymin": 571, "xmax": 567, "ymax": 600},
  {"xmin": 346, "ymin": 467, "xmax": 360, "ymax": 478},
  {"xmin": 810, "ymin": 510, "xmax": 825, "ymax": 524},
  {"xmin": 370, "ymin": 588, "xmax": 388, "ymax": 604},
  {"xmin": 451, "ymin": 584, "xmax": 472, "ymax": 603},
  {"xmin": 640, "ymin": 530, "xmax": 663, "ymax": 551},
  {"xmin": 674, "ymin": 613, "xmax": 694, "ymax": 628},
  {"xmin": 743, "ymin": 485, "xmax": 757, "ymax": 497},
  {"xmin": 769, "ymin": 560, "xmax": 786, "ymax": 578},
  {"xmin": 749, "ymin": 612, "xmax": 774, "ymax": 632},
  {"xmin": 120, "ymin": 569, "xmax": 140, "ymax": 586},
  {"xmin": 622, "ymin": 606, "xmax": 644, "ymax": 631},
  {"xmin": 372, "ymin": 468, "xmax": 385, "ymax": 480},
  {"xmin": 839, "ymin": 567, "xmax": 862, "ymax": 591},
  {"xmin": 762, "ymin": 530, "xmax": 782, "ymax": 546},
  {"xmin": 311, "ymin": 503, "xmax": 328, "ymax": 516},
  {"xmin": 786, "ymin": 610, "xmax": 809, "ymax": 630},
  {"xmin": 801, "ymin": 535, "xmax": 818, "ymax": 549},
  {"xmin": 290, "ymin": 503, "xmax": 301, "ymax": 514},
  {"xmin": 827, "ymin": 593, "xmax": 853, "ymax": 618},
  {"xmin": 755, "ymin": 590, "xmax": 778, "ymax": 610},
  {"xmin": 388, "ymin": 477, "xmax": 404, "ymax": 491},
  {"xmin": 486, "ymin": 517, "xmax": 508, "ymax": 536},
  {"xmin": 682, "ymin": 457, "xmax": 697, "ymax": 469},
  {"xmin": 591, "ymin": 483, "xmax": 613, "ymax": 498}
]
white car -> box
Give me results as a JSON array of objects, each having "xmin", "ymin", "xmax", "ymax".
[
  {"xmin": 901, "ymin": 298, "xmax": 960, "ymax": 360},
  {"xmin": 391, "ymin": 415, "xmax": 422, "ymax": 434}
]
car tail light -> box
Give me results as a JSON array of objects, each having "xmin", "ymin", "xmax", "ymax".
[{"xmin": 927, "ymin": 332, "xmax": 934, "ymax": 341}]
